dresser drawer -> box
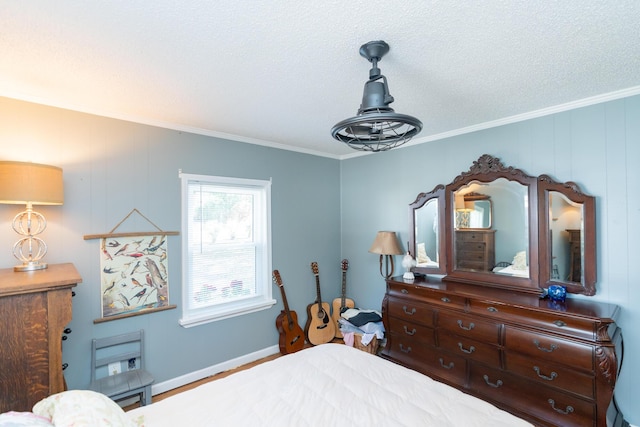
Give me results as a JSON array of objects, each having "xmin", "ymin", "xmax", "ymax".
[
  {"xmin": 438, "ymin": 333, "xmax": 501, "ymax": 367},
  {"xmin": 457, "ymin": 242, "xmax": 486, "ymax": 254},
  {"xmin": 504, "ymin": 352, "xmax": 595, "ymax": 399},
  {"xmin": 387, "ymin": 297, "xmax": 435, "ymax": 326},
  {"xmin": 387, "ymin": 316, "xmax": 435, "ymax": 346},
  {"xmin": 504, "ymin": 327, "xmax": 593, "ymax": 372},
  {"xmin": 423, "ymin": 349, "xmax": 468, "ymax": 386},
  {"xmin": 457, "ymin": 231, "xmax": 491, "ymax": 242},
  {"xmin": 438, "ymin": 311, "xmax": 501, "ymax": 344},
  {"xmin": 470, "ymin": 300, "xmax": 598, "ymax": 341},
  {"xmin": 469, "ymin": 364, "xmax": 595, "ymax": 427},
  {"xmin": 388, "ymin": 283, "xmax": 467, "ymax": 310}
]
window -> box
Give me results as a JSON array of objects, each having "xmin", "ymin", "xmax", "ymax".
[{"xmin": 179, "ymin": 173, "xmax": 274, "ymax": 327}]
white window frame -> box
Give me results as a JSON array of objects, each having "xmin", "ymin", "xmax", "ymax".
[{"xmin": 179, "ymin": 173, "xmax": 275, "ymax": 327}]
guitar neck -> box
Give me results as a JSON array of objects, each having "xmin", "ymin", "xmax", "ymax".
[
  {"xmin": 279, "ymin": 285, "xmax": 295, "ymax": 325},
  {"xmin": 273, "ymin": 270, "xmax": 295, "ymax": 326},
  {"xmin": 315, "ymin": 276, "xmax": 323, "ymax": 303},
  {"xmin": 340, "ymin": 259, "xmax": 349, "ymax": 308},
  {"xmin": 340, "ymin": 271, "xmax": 347, "ymax": 306}
]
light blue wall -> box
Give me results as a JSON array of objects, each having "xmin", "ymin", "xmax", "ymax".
[
  {"xmin": 340, "ymin": 95, "xmax": 640, "ymax": 424},
  {"xmin": 0, "ymin": 96, "xmax": 341, "ymax": 391},
  {"xmin": 1, "ymin": 94, "xmax": 638, "ymax": 424}
]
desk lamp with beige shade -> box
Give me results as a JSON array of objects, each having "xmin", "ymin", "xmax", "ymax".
[{"xmin": 0, "ymin": 161, "xmax": 63, "ymax": 271}]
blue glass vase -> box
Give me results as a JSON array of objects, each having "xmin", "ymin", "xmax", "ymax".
[{"xmin": 547, "ymin": 285, "xmax": 567, "ymax": 302}]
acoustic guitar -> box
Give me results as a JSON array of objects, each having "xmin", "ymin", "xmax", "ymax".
[
  {"xmin": 272, "ymin": 270, "xmax": 305, "ymax": 355},
  {"xmin": 331, "ymin": 259, "xmax": 355, "ymax": 339},
  {"xmin": 305, "ymin": 262, "xmax": 335, "ymax": 345}
]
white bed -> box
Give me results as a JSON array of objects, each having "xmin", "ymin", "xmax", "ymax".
[{"xmin": 127, "ymin": 343, "xmax": 532, "ymax": 427}]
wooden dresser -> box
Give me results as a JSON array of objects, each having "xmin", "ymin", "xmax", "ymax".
[
  {"xmin": 0, "ymin": 263, "xmax": 81, "ymax": 412},
  {"xmin": 381, "ymin": 276, "xmax": 626, "ymax": 427},
  {"xmin": 455, "ymin": 229, "xmax": 495, "ymax": 271}
]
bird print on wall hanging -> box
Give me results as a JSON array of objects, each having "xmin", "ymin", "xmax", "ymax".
[{"xmin": 99, "ymin": 234, "xmax": 170, "ymax": 318}]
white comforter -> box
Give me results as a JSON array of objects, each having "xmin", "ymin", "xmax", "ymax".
[{"xmin": 128, "ymin": 344, "xmax": 532, "ymax": 426}]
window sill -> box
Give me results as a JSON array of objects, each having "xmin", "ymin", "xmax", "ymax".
[{"xmin": 179, "ymin": 298, "xmax": 276, "ymax": 328}]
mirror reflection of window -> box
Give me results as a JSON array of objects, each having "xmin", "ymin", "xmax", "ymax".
[
  {"xmin": 549, "ymin": 191, "xmax": 584, "ymax": 283},
  {"xmin": 470, "ymin": 200, "xmax": 491, "ymax": 228}
]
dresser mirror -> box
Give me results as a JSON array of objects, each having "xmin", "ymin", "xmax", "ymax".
[
  {"xmin": 453, "ymin": 178, "xmax": 529, "ymax": 279},
  {"xmin": 538, "ymin": 175, "xmax": 596, "ymax": 295},
  {"xmin": 444, "ymin": 157, "xmax": 539, "ymax": 292},
  {"xmin": 409, "ymin": 185, "xmax": 446, "ymax": 275},
  {"xmin": 409, "ymin": 154, "xmax": 597, "ymax": 295}
]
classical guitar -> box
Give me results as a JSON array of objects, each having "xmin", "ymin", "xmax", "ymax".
[
  {"xmin": 305, "ymin": 262, "xmax": 335, "ymax": 345},
  {"xmin": 272, "ymin": 270, "xmax": 305, "ymax": 355},
  {"xmin": 331, "ymin": 259, "xmax": 355, "ymax": 339}
]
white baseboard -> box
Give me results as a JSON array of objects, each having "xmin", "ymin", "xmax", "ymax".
[{"xmin": 151, "ymin": 344, "xmax": 280, "ymax": 396}]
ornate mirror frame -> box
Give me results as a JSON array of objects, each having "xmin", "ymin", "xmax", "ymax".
[
  {"xmin": 538, "ymin": 175, "xmax": 596, "ymax": 295},
  {"xmin": 408, "ymin": 154, "xmax": 597, "ymax": 296},
  {"xmin": 409, "ymin": 185, "xmax": 446, "ymax": 276},
  {"xmin": 444, "ymin": 155, "xmax": 540, "ymax": 293}
]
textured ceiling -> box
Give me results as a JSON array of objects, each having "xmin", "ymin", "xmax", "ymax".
[{"xmin": 2, "ymin": 1, "xmax": 640, "ymax": 158}]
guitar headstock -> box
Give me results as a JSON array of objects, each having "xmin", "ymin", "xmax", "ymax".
[
  {"xmin": 341, "ymin": 259, "xmax": 349, "ymax": 272},
  {"xmin": 272, "ymin": 270, "xmax": 283, "ymax": 288},
  {"xmin": 310, "ymin": 261, "xmax": 319, "ymax": 276}
]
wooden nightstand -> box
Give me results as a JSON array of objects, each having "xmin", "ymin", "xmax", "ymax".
[{"xmin": 0, "ymin": 263, "xmax": 81, "ymax": 412}]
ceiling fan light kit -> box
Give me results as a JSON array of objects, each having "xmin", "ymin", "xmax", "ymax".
[{"xmin": 331, "ymin": 40, "xmax": 423, "ymax": 152}]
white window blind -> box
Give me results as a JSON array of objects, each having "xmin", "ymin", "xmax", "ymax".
[{"xmin": 179, "ymin": 173, "xmax": 274, "ymax": 327}]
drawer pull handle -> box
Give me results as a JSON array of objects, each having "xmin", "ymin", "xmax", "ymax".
[
  {"xmin": 483, "ymin": 375, "xmax": 503, "ymax": 388},
  {"xmin": 457, "ymin": 320, "xmax": 475, "ymax": 331},
  {"xmin": 401, "ymin": 289, "xmax": 409, "ymax": 294},
  {"xmin": 403, "ymin": 326, "xmax": 417, "ymax": 336},
  {"xmin": 486, "ymin": 306, "xmax": 498, "ymax": 312},
  {"xmin": 439, "ymin": 358, "xmax": 454, "ymax": 370},
  {"xmin": 441, "ymin": 297, "xmax": 450, "ymax": 303},
  {"xmin": 399, "ymin": 344, "xmax": 412, "ymax": 353},
  {"xmin": 533, "ymin": 366, "xmax": 558, "ymax": 381},
  {"xmin": 548, "ymin": 399, "xmax": 574, "ymax": 415},
  {"xmin": 403, "ymin": 306, "xmax": 416, "ymax": 315},
  {"xmin": 553, "ymin": 320, "xmax": 567, "ymax": 327},
  {"xmin": 457, "ymin": 342, "xmax": 475, "ymax": 354},
  {"xmin": 533, "ymin": 340, "xmax": 558, "ymax": 353}
]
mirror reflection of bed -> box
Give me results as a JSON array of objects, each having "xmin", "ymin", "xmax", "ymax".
[{"xmin": 492, "ymin": 250, "xmax": 529, "ymax": 277}]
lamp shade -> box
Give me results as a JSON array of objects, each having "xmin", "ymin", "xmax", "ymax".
[
  {"xmin": 0, "ymin": 161, "xmax": 64, "ymax": 205},
  {"xmin": 369, "ymin": 231, "xmax": 404, "ymax": 255}
]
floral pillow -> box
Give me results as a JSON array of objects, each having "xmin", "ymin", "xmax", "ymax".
[
  {"xmin": 512, "ymin": 251, "xmax": 528, "ymax": 270},
  {"xmin": 417, "ymin": 242, "xmax": 431, "ymax": 264},
  {"xmin": 32, "ymin": 390, "xmax": 136, "ymax": 427}
]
